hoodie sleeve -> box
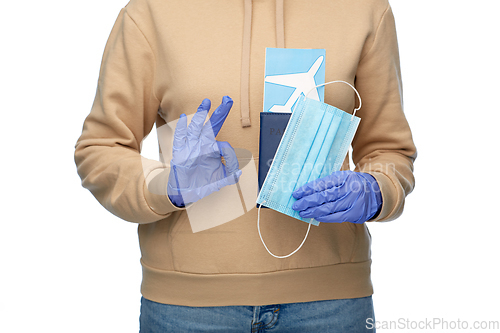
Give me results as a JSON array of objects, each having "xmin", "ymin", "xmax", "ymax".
[
  {"xmin": 74, "ymin": 7, "xmax": 183, "ymax": 223},
  {"xmin": 353, "ymin": 4, "xmax": 417, "ymax": 222}
]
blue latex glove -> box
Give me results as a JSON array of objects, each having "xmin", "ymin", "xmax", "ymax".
[
  {"xmin": 167, "ymin": 96, "xmax": 242, "ymax": 207},
  {"xmin": 292, "ymin": 170, "xmax": 382, "ymax": 223}
]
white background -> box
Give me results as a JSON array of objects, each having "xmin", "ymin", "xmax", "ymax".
[{"xmin": 1, "ymin": 0, "xmax": 499, "ymax": 332}]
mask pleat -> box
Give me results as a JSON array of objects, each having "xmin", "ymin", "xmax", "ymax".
[
  {"xmin": 320, "ymin": 111, "xmax": 360, "ymax": 179},
  {"xmin": 268, "ymin": 99, "xmax": 324, "ymax": 211}
]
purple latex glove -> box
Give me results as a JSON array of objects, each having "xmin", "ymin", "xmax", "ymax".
[
  {"xmin": 167, "ymin": 96, "xmax": 242, "ymax": 207},
  {"xmin": 292, "ymin": 170, "xmax": 382, "ymax": 223}
]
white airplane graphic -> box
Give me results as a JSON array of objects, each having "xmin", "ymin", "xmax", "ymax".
[{"xmin": 264, "ymin": 55, "xmax": 324, "ymax": 112}]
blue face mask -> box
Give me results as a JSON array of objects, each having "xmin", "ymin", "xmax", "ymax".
[{"xmin": 256, "ymin": 80, "xmax": 361, "ymax": 258}]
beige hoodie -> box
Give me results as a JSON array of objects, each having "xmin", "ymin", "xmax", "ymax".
[{"xmin": 75, "ymin": 0, "xmax": 416, "ymax": 306}]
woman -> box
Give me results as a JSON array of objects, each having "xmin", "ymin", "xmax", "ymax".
[{"xmin": 75, "ymin": 0, "xmax": 416, "ymax": 331}]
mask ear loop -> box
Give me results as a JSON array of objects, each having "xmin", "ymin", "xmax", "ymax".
[
  {"xmin": 305, "ymin": 80, "xmax": 362, "ymax": 120},
  {"xmin": 258, "ymin": 201, "xmax": 312, "ymax": 259}
]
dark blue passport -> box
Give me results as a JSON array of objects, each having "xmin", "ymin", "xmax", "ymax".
[{"xmin": 257, "ymin": 112, "xmax": 291, "ymax": 208}]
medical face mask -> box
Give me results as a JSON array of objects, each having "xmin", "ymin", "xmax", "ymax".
[{"xmin": 256, "ymin": 80, "xmax": 361, "ymax": 258}]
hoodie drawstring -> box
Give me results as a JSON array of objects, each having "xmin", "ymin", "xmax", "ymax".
[
  {"xmin": 240, "ymin": 0, "xmax": 285, "ymax": 128},
  {"xmin": 275, "ymin": 0, "xmax": 285, "ymax": 48},
  {"xmin": 240, "ymin": 0, "xmax": 253, "ymax": 128}
]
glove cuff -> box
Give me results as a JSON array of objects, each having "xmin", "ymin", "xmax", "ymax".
[{"xmin": 360, "ymin": 172, "xmax": 383, "ymax": 221}]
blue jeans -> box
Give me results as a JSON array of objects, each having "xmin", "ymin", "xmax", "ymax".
[{"xmin": 140, "ymin": 296, "xmax": 375, "ymax": 332}]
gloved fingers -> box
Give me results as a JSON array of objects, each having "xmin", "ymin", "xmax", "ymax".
[
  {"xmin": 292, "ymin": 191, "xmax": 324, "ymax": 211},
  {"xmin": 187, "ymin": 99, "xmax": 211, "ymax": 141},
  {"xmin": 173, "ymin": 114, "xmax": 188, "ymax": 149},
  {"xmin": 292, "ymin": 183, "xmax": 352, "ymax": 211},
  {"xmin": 297, "ymin": 194, "xmax": 352, "ymax": 219},
  {"xmin": 314, "ymin": 205, "xmax": 366, "ymax": 224},
  {"xmin": 297, "ymin": 202, "xmax": 337, "ymax": 220},
  {"xmin": 217, "ymin": 141, "xmax": 240, "ymax": 175},
  {"xmin": 314, "ymin": 209, "xmax": 356, "ymax": 223},
  {"xmin": 202, "ymin": 96, "xmax": 233, "ymax": 138},
  {"xmin": 292, "ymin": 171, "xmax": 350, "ymax": 200},
  {"xmin": 292, "ymin": 178, "xmax": 329, "ymax": 200},
  {"xmin": 309, "ymin": 189, "xmax": 368, "ymax": 223},
  {"xmin": 292, "ymin": 173, "xmax": 353, "ymax": 211}
]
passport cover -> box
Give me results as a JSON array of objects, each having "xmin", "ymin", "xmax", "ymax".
[{"xmin": 257, "ymin": 112, "xmax": 291, "ymax": 208}]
